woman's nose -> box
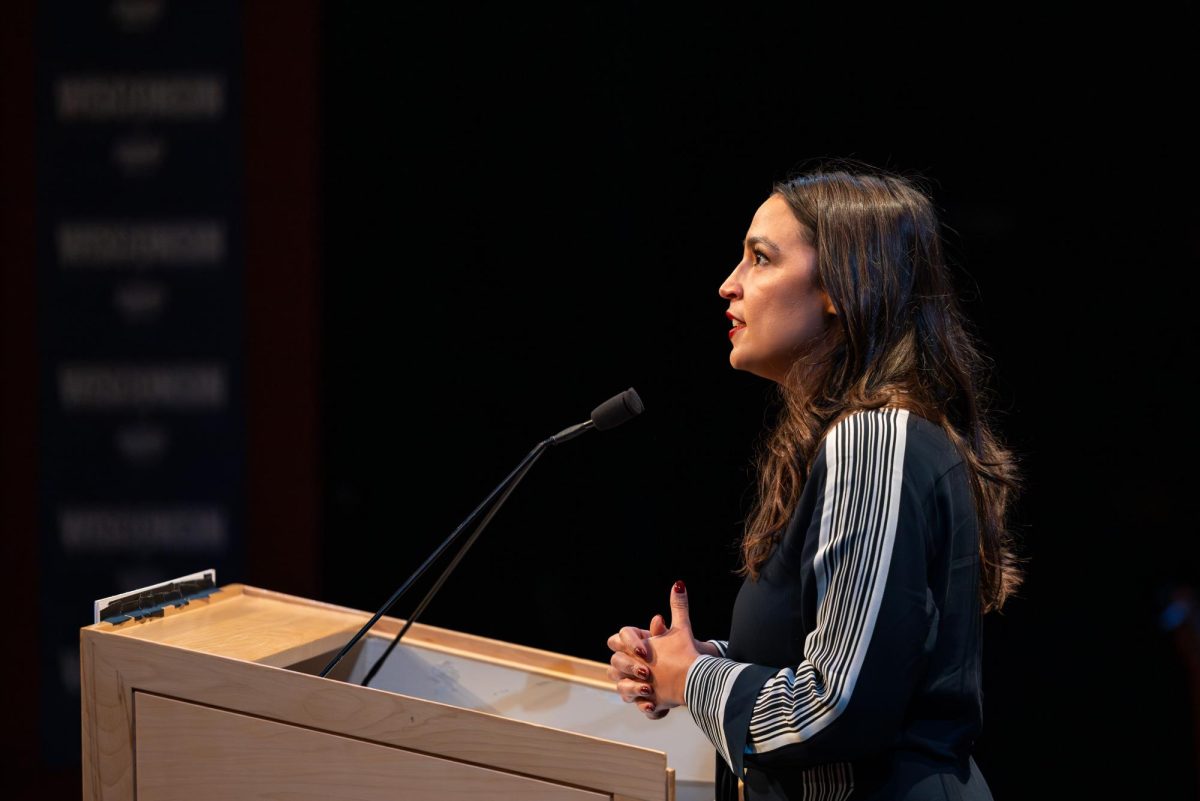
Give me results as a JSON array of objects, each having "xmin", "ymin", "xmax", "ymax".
[{"xmin": 719, "ymin": 267, "xmax": 741, "ymax": 299}]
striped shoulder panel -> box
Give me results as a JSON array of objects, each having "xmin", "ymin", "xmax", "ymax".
[{"xmin": 747, "ymin": 407, "xmax": 909, "ymax": 752}]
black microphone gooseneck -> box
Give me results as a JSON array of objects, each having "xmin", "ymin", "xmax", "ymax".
[{"xmin": 316, "ymin": 388, "xmax": 644, "ymax": 682}]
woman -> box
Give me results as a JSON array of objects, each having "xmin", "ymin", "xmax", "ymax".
[{"xmin": 606, "ymin": 162, "xmax": 1022, "ymax": 800}]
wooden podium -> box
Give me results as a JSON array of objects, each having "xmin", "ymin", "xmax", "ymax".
[{"xmin": 80, "ymin": 584, "xmax": 716, "ymax": 800}]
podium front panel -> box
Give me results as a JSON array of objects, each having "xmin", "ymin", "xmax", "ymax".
[
  {"xmin": 135, "ymin": 692, "xmax": 609, "ymax": 800},
  {"xmin": 288, "ymin": 632, "xmax": 716, "ymax": 796}
]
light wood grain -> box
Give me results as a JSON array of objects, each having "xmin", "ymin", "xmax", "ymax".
[
  {"xmin": 108, "ymin": 587, "xmax": 365, "ymax": 667},
  {"xmin": 243, "ymin": 584, "xmax": 614, "ymax": 686},
  {"xmin": 616, "ymin": 767, "xmax": 676, "ymax": 801},
  {"xmin": 81, "ymin": 584, "xmax": 671, "ymax": 801},
  {"xmin": 135, "ymin": 692, "xmax": 608, "ymax": 800},
  {"xmin": 81, "ymin": 627, "xmax": 136, "ymax": 799},
  {"xmin": 103, "ymin": 584, "xmax": 613, "ymax": 686}
]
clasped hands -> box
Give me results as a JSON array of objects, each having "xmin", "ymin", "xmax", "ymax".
[{"xmin": 605, "ymin": 580, "xmax": 717, "ymax": 720}]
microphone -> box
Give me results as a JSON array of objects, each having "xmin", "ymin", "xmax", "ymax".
[
  {"xmin": 548, "ymin": 387, "xmax": 645, "ymax": 444},
  {"xmin": 318, "ymin": 388, "xmax": 644, "ymax": 683}
]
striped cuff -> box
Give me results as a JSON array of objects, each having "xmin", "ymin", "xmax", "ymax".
[
  {"xmin": 706, "ymin": 639, "xmax": 730, "ymax": 657},
  {"xmin": 685, "ymin": 655, "xmax": 750, "ymax": 774}
]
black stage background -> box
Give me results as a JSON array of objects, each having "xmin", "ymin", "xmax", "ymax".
[
  {"xmin": 321, "ymin": 6, "xmax": 1197, "ymax": 799},
  {"xmin": 3, "ymin": 4, "xmax": 1196, "ymax": 799}
]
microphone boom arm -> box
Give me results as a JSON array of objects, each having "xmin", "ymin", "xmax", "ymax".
[
  {"xmin": 359, "ymin": 437, "xmax": 553, "ymax": 685},
  {"xmin": 318, "ymin": 438, "xmax": 549, "ymax": 679},
  {"xmin": 317, "ymin": 388, "xmax": 643, "ymax": 683}
]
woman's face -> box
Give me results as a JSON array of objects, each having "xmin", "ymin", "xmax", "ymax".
[{"xmin": 719, "ymin": 194, "xmax": 836, "ymax": 384}]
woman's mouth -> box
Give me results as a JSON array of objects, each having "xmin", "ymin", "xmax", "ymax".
[{"xmin": 726, "ymin": 311, "xmax": 746, "ymax": 339}]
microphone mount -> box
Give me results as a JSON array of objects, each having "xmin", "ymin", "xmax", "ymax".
[{"xmin": 547, "ymin": 419, "xmax": 595, "ymax": 445}]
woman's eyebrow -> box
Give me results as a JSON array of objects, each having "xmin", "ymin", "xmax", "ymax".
[{"xmin": 745, "ymin": 235, "xmax": 782, "ymax": 254}]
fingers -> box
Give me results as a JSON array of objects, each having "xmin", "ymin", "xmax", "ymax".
[
  {"xmin": 606, "ymin": 651, "xmax": 651, "ymax": 683},
  {"xmin": 606, "ymin": 625, "xmax": 651, "ymax": 659},
  {"xmin": 605, "ymin": 617, "xmax": 669, "ymax": 721},
  {"xmin": 669, "ymin": 579, "xmax": 691, "ymax": 632},
  {"xmin": 618, "ymin": 626, "xmax": 651, "ymax": 660},
  {"xmin": 615, "ymin": 677, "xmax": 657, "ymax": 705},
  {"xmin": 614, "ymin": 665, "xmax": 666, "ymax": 717}
]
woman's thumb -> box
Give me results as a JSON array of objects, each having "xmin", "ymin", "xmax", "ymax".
[{"xmin": 670, "ymin": 580, "xmax": 691, "ymax": 631}]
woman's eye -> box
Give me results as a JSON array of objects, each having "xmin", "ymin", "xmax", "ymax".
[{"xmin": 753, "ymin": 250, "xmax": 768, "ymax": 266}]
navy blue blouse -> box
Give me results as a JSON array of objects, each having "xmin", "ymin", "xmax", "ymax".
[{"xmin": 685, "ymin": 408, "xmax": 992, "ymax": 800}]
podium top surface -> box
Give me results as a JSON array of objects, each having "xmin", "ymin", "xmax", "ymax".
[
  {"xmin": 84, "ymin": 583, "xmax": 366, "ymax": 666},
  {"xmin": 82, "ymin": 583, "xmax": 614, "ymax": 686}
]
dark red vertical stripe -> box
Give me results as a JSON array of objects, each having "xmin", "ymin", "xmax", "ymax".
[
  {"xmin": 0, "ymin": 0, "xmax": 41, "ymax": 789},
  {"xmin": 242, "ymin": 3, "xmax": 322, "ymax": 597}
]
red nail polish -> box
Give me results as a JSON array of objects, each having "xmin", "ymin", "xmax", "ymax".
[
  {"xmin": 641, "ymin": 685, "xmax": 652, "ymax": 695},
  {"xmin": 635, "ymin": 646, "xmax": 648, "ymax": 660},
  {"xmin": 637, "ymin": 667, "xmax": 649, "ymax": 679},
  {"xmin": 674, "ymin": 580, "xmax": 686, "ymax": 593}
]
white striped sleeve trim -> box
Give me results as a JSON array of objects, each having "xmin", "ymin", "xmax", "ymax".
[
  {"xmin": 798, "ymin": 761, "xmax": 855, "ymax": 800},
  {"xmin": 685, "ymin": 654, "xmax": 750, "ymax": 770},
  {"xmin": 707, "ymin": 639, "xmax": 730, "ymax": 657},
  {"xmin": 747, "ymin": 408, "xmax": 909, "ymax": 753}
]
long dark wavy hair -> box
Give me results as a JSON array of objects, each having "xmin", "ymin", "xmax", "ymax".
[{"xmin": 738, "ymin": 161, "xmax": 1023, "ymax": 614}]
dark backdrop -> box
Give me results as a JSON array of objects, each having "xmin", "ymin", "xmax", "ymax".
[
  {"xmin": 321, "ymin": 5, "xmax": 1198, "ymax": 800},
  {"xmin": 11, "ymin": 5, "xmax": 1189, "ymax": 800}
]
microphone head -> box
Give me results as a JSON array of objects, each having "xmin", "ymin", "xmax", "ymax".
[{"xmin": 590, "ymin": 388, "xmax": 644, "ymax": 431}]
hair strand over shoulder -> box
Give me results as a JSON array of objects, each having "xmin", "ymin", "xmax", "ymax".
[{"xmin": 738, "ymin": 160, "xmax": 1024, "ymax": 614}]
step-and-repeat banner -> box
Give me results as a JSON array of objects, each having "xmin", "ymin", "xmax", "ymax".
[{"xmin": 37, "ymin": 1, "xmax": 244, "ymax": 763}]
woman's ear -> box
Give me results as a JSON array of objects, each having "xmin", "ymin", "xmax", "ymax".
[{"xmin": 821, "ymin": 290, "xmax": 837, "ymax": 317}]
